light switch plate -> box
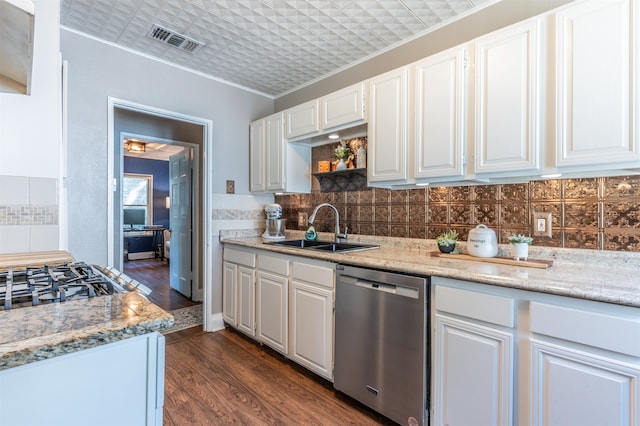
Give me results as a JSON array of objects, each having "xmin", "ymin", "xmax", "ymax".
[
  {"xmin": 532, "ymin": 212, "xmax": 552, "ymax": 237},
  {"xmin": 298, "ymin": 212, "xmax": 308, "ymax": 228},
  {"xmin": 226, "ymin": 180, "xmax": 235, "ymax": 194}
]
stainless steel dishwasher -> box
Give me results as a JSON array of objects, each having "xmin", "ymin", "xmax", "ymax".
[{"xmin": 334, "ymin": 264, "xmax": 429, "ymax": 426}]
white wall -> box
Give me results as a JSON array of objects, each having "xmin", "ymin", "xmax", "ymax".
[
  {"xmin": 0, "ymin": 0, "xmax": 61, "ymax": 254},
  {"xmin": 60, "ymin": 29, "xmax": 274, "ymax": 265}
]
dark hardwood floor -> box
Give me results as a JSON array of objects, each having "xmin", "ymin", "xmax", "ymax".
[
  {"xmin": 164, "ymin": 327, "xmax": 394, "ymax": 425},
  {"xmin": 123, "ymin": 258, "xmax": 199, "ymax": 311}
]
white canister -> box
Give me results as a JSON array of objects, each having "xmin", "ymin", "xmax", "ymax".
[{"xmin": 467, "ymin": 224, "xmax": 498, "ymax": 258}]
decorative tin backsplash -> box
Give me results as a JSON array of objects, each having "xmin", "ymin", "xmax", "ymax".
[{"xmin": 276, "ymin": 175, "xmax": 640, "ymax": 252}]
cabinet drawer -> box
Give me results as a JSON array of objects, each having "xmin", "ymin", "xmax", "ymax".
[
  {"xmin": 223, "ymin": 248, "xmax": 255, "ymax": 268},
  {"xmin": 257, "ymin": 254, "xmax": 289, "ymax": 276},
  {"xmin": 530, "ymin": 301, "xmax": 640, "ymax": 357},
  {"xmin": 435, "ymin": 285, "xmax": 514, "ymax": 328},
  {"xmin": 292, "ymin": 262, "xmax": 334, "ymax": 289}
]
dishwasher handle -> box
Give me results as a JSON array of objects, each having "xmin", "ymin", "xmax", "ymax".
[{"xmin": 339, "ymin": 274, "xmax": 420, "ymax": 299}]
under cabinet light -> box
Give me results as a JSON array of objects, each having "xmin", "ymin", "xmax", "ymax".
[{"xmin": 328, "ymin": 133, "xmax": 340, "ymax": 139}]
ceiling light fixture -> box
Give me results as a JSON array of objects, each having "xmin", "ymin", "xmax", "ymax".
[{"xmin": 125, "ymin": 140, "xmax": 146, "ymax": 153}]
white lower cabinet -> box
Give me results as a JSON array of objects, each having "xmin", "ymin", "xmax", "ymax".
[
  {"xmin": 433, "ymin": 276, "xmax": 640, "ymax": 426},
  {"xmin": 222, "ymin": 247, "xmax": 256, "ymax": 336},
  {"xmin": 528, "ymin": 300, "xmax": 640, "ymax": 426},
  {"xmin": 0, "ymin": 333, "xmax": 165, "ymax": 426},
  {"xmin": 256, "ymin": 253, "xmax": 289, "ymax": 354},
  {"xmin": 432, "ymin": 279, "xmax": 515, "ymax": 426},
  {"xmin": 289, "ymin": 259, "xmax": 335, "ymax": 380},
  {"xmin": 223, "ymin": 246, "xmax": 336, "ymax": 379}
]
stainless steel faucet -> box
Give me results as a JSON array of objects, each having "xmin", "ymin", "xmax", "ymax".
[{"xmin": 309, "ymin": 203, "xmax": 348, "ymax": 242}]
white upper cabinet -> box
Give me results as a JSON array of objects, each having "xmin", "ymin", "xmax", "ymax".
[
  {"xmin": 249, "ymin": 119, "xmax": 266, "ymax": 192},
  {"xmin": 265, "ymin": 113, "xmax": 285, "ymax": 191},
  {"xmin": 555, "ymin": 0, "xmax": 640, "ymax": 169},
  {"xmin": 321, "ymin": 83, "xmax": 366, "ymax": 131},
  {"xmin": 368, "ymin": 67, "xmax": 410, "ymax": 184},
  {"xmin": 286, "ymin": 99, "xmax": 320, "ymax": 140},
  {"xmin": 474, "ymin": 18, "xmax": 543, "ymax": 175},
  {"xmin": 250, "ymin": 112, "xmax": 311, "ymax": 193},
  {"xmin": 414, "ymin": 46, "xmax": 467, "ymax": 181}
]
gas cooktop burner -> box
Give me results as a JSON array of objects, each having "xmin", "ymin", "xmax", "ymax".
[{"xmin": 0, "ymin": 262, "xmax": 148, "ymax": 311}]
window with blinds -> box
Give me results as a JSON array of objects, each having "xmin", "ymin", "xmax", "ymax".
[{"xmin": 123, "ymin": 173, "xmax": 153, "ymax": 227}]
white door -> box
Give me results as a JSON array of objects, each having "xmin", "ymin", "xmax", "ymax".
[
  {"xmin": 169, "ymin": 148, "xmax": 193, "ymax": 298},
  {"xmin": 256, "ymin": 271, "xmax": 288, "ymax": 354},
  {"xmin": 414, "ymin": 46, "xmax": 466, "ymax": 180},
  {"xmin": 555, "ymin": 0, "xmax": 640, "ymax": 167},
  {"xmin": 474, "ymin": 18, "xmax": 542, "ymax": 174},
  {"xmin": 368, "ymin": 67, "xmax": 409, "ymax": 183},
  {"xmin": 433, "ymin": 314, "xmax": 514, "ymax": 426}
]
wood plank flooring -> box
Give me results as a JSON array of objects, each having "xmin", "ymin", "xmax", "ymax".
[
  {"xmin": 164, "ymin": 327, "xmax": 395, "ymax": 425},
  {"xmin": 123, "ymin": 259, "xmax": 199, "ymax": 311}
]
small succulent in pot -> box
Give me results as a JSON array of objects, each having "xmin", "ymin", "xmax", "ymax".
[
  {"xmin": 436, "ymin": 230, "xmax": 458, "ymax": 253},
  {"xmin": 507, "ymin": 234, "xmax": 533, "ymax": 245}
]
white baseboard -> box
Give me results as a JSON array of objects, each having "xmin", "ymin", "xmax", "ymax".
[{"xmin": 205, "ymin": 312, "xmax": 225, "ymax": 332}]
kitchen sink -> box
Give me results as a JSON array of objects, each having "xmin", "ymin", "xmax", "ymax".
[
  {"xmin": 266, "ymin": 239, "xmax": 379, "ymax": 253},
  {"xmin": 265, "ymin": 239, "xmax": 330, "ymax": 248}
]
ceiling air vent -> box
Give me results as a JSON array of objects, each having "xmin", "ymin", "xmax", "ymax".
[{"xmin": 146, "ymin": 24, "xmax": 204, "ymax": 53}]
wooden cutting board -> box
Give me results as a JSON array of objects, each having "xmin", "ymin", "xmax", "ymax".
[
  {"xmin": 430, "ymin": 251, "xmax": 553, "ymax": 269},
  {"xmin": 0, "ymin": 251, "xmax": 74, "ymax": 272}
]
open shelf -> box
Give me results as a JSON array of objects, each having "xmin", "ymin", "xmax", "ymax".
[{"xmin": 312, "ymin": 168, "xmax": 368, "ymax": 192}]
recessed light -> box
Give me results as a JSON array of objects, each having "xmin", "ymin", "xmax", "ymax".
[
  {"xmin": 328, "ymin": 133, "xmax": 340, "ymax": 140},
  {"xmin": 540, "ymin": 173, "xmax": 562, "ymax": 179},
  {"xmin": 416, "ymin": 182, "xmax": 430, "ymax": 186}
]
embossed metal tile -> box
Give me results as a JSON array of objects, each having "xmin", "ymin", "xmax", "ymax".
[{"xmin": 61, "ymin": 0, "xmax": 492, "ymax": 96}]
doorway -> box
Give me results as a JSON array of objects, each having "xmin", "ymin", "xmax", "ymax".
[
  {"xmin": 120, "ymin": 134, "xmax": 200, "ymax": 311},
  {"xmin": 107, "ymin": 97, "xmax": 217, "ymax": 332}
]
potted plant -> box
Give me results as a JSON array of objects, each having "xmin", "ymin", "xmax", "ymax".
[
  {"xmin": 436, "ymin": 230, "xmax": 458, "ymax": 253},
  {"xmin": 334, "ymin": 140, "xmax": 351, "ymax": 171},
  {"xmin": 508, "ymin": 234, "xmax": 533, "ymax": 261}
]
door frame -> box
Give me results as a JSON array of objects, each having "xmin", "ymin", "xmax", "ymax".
[{"xmin": 107, "ymin": 97, "xmax": 215, "ymax": 331}]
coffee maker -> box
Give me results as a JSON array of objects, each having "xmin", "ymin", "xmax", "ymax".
[{"xmin": 262, "ymin": 203, "xmax": 286, "ymax": 240}]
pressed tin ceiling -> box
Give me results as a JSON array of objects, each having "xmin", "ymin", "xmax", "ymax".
[{"xmin": 60, "ymin": 0, "xmax": 494, "ymax": 97}]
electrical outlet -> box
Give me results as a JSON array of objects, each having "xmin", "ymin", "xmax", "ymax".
[
  {"xmin": 532, "ymin": 212, "xmax": 552, "ymax": 237},
  {"xmin": 298, "ymin": 212, "xmax": 308, "ymax": 228},
  {"xmin": 226, "ymin": 180, "xmax": 235, "ymax": 194}
]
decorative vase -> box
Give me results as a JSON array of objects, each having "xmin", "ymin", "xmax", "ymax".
[
  {"xmin": 512, "ymin": 243, "xmax": 529, "ymax": 261},
  {"xmin": 357, "ymin": 147, "xmax": 367, "ymax": 169},
  {"xmin": 438, "ymin": 243, "xmax": 455, "ymax": 254},
  {"xmin": 336, "ymin": 158, "xmax": 347, "ymax": 171}
]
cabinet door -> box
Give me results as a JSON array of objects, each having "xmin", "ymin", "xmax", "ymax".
[
  {"xmin": 414, "ymin": 47, "xmax": 466, "ymax": 180},
  {"xmin": 249, "ymin": 120, "xmax": 266, "ymax": 192},
  {"xmin": 556, "ymin": 0, "xmax": 640, "ymax": 167},
  {"xmin": 286, "ymin": 99, "xmax": 320, "ymax": 140},
  {"xmin": 290, "ymin": 280, "xmax": 333, "ymax": 380},
  {"xmin": 433, "ymin": 314, "xmax": 514, "ymax": 426},
  {"xmin": 530, "ymin": 339, "xmax": 640, "ymax": 426},
  {"xmin": 237, "ymin": 266, "xmax": 256, "ymax": 337},
  {"xmin": 256, "ymin": 271, "xmax": 288, "ymax": 354},
  {"xmin": 222, "ymin": 261, "xmax": 237, "ymax": 326},
  {"xmin": 474, "ymin": 19, "xmax": 542, "ymax": 174},
  {"xmin": 265, "ymin": 113, "xmax": 285, "ymax": 191},
  {"xmin": 368, "ymin": 67, "xmax": 409, "ymax": 183},
  {"xmin": 322, "ymin": 83, "xmax": 366, "ymax": 131}
]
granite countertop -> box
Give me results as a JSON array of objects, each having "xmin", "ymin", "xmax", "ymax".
[
  {"xmin": 222, "ymin": 230, "xmax": 640, "ymax": 309},
  {"xmin": 0, "ymin": 292, "xmax": 174, "ymax": 371}
]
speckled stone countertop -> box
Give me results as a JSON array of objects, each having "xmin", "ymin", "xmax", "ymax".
[
  {"xmin": 222, "ymin": 230, "xmax": 640, "ymax": 308},
  {"xmin": 0, "ymin": 292, "xmax": 174, "ymax": 371}
]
